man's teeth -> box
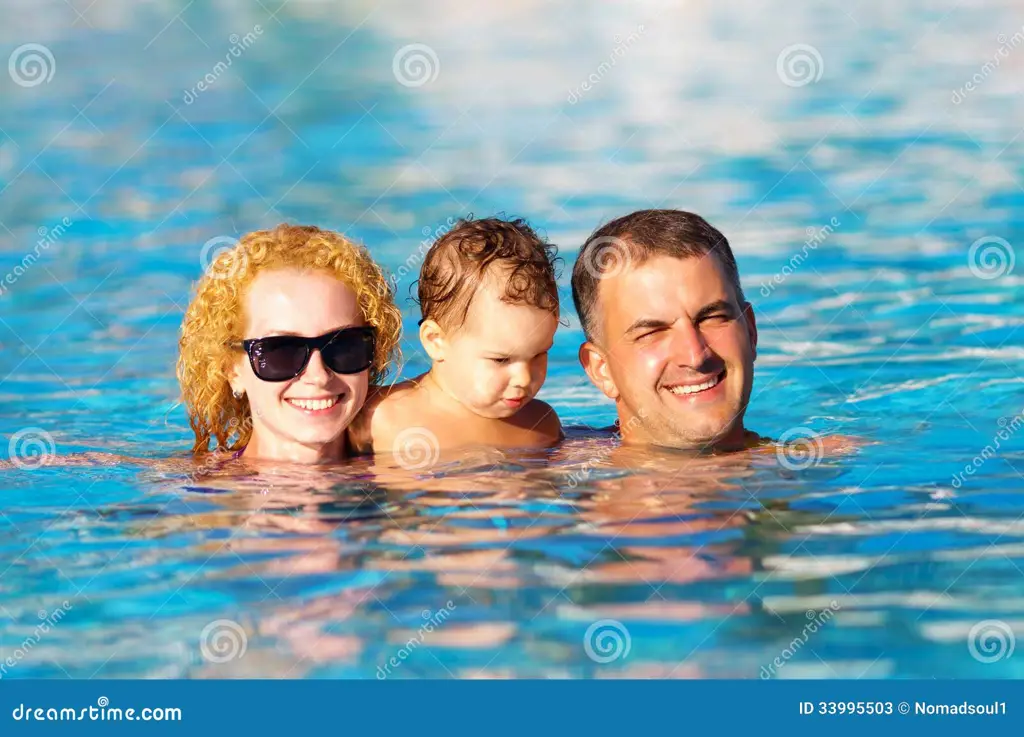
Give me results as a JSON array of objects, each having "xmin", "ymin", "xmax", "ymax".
[
  {"xmin": 287, "ymin": 396, "xmax": 338, "ymax": 411},
  {"xmin": 666, "ymin": 375, "xmax": 721, "ymax": 395}
]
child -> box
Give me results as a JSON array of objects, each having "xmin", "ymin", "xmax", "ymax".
[{"xmin": 351, "ymin": 216, "xmax": 563, "ymax": 456}]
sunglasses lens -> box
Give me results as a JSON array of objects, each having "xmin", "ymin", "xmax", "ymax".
[
  {"xmin": 251, "ymin": 338, "xmax": 309, "ymax": 381},
  {"xmin": 321, "ymin": 329, "xmax": 374, "ymax": 374}
]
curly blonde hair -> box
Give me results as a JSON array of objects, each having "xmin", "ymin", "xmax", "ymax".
[{"xmin": 177, "ymin": 224, "xmax": 402, "ymax": 454}]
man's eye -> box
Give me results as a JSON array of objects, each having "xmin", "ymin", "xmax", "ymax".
[{"xmin": 701, "ymin": 313, "xmax": 731, "ymax": 324}]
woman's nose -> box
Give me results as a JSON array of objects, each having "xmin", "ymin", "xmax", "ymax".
[{"xmin": 301, "ymin": 348, "xmax": 332, "ymax": 382}]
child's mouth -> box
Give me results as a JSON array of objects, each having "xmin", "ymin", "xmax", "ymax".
[{"xmin": 502, "ymin": 397, "xmax": 525, "ymax": 409}]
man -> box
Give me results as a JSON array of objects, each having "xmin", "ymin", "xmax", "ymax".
[{"xmin": 571, "ymin": 209, "xmax": 762, "ymax": 451}]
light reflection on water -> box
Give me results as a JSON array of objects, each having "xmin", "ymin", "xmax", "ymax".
[{"xmin": 1, "ymin": 0, "xmax": 1024, "ymax": 678}]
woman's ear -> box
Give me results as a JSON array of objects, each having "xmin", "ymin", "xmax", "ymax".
[
  {"xmin": 228, "ymin": 354, "xmax": 248, "ymax": 398},
  {"xmin": 419, "ymin": 319, "xmax": 447, "ymax": 362}
]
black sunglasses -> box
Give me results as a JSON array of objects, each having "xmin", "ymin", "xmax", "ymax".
[{"xmin": 236, "ymin": 326, "xmax": 376, "ymax": 382}]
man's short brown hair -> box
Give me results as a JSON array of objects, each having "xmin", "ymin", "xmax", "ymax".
[
  {"xmin": 571, "ymin": 209, "xmax": 744, "ymax": 343},
  {"xmin": 417, "ymin": 216, "xmax": 560, "ymax": 330}
]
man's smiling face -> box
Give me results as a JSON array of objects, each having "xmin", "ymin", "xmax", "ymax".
[{"xmin": 580, "ymin": 253, "xmax": 757, "ymax": 449}]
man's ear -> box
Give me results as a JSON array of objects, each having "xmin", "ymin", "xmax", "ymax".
[
  {"xmin": 742, "ymin": 302, "xmax": 758, "ymax": 361},
  {"xmin": 579, "ymin": 341, "xmax": 619, "ymax": 400},
  {"xmin": 419, "ymin": 319, "xmax": 447, "ymax": 362}
]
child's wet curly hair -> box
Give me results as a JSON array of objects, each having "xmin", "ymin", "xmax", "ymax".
[
  {"xmin": 417, "ymin": 216, "xmax": 560, "ymax": 330},
  {"xmin": 177, "ymin": 224, "xmax": 402, "ymax": 454}
]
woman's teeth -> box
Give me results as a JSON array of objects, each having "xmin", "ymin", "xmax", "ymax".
[
  {"xmin": 287, "ymin": 396, "xmax": 338, "ymax": 411},
  {"xmin": 666, "ymin": 374, "xmax": 722, "ymax": 395}
]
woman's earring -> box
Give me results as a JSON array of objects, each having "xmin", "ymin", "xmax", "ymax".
[{"xmin": 233, "ymin": 389, "xmax": 244, "ymax": 399}]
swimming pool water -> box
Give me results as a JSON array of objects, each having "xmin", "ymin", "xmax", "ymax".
[{"xmin": 2, "ymin": 0, "xmax": 1024, "ymax": 678}]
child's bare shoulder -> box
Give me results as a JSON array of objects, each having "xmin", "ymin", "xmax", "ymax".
[
  {"xmin": 355, "ymin": 379, "xmax": 429, "ymax": 452},
  {"xmin": 515, "ymin": 398, "xmax": 563, "ymax": 443}
]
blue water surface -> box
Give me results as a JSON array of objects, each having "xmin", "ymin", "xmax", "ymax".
[{"xmin": 1, "ymin": 0, "xmax": 1024, "ymax": 678}]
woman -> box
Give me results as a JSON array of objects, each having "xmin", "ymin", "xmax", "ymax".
[{"xmin": 178, "ymin": 223, "xmax": 402, "ymax": 463}]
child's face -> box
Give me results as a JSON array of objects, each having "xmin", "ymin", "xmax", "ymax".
[{"xmin": 436, "ymin": 280, "xmax": 558, "ymax": 419}]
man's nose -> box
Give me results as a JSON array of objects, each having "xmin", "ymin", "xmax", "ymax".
[{"xmin": 670, "ymin": 323, "xmax": 712, "ymax": 369}]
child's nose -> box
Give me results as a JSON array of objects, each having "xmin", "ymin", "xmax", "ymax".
[{"xmin": 510, "ymin": 362, "xmax": 531, "ymax": 389}]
